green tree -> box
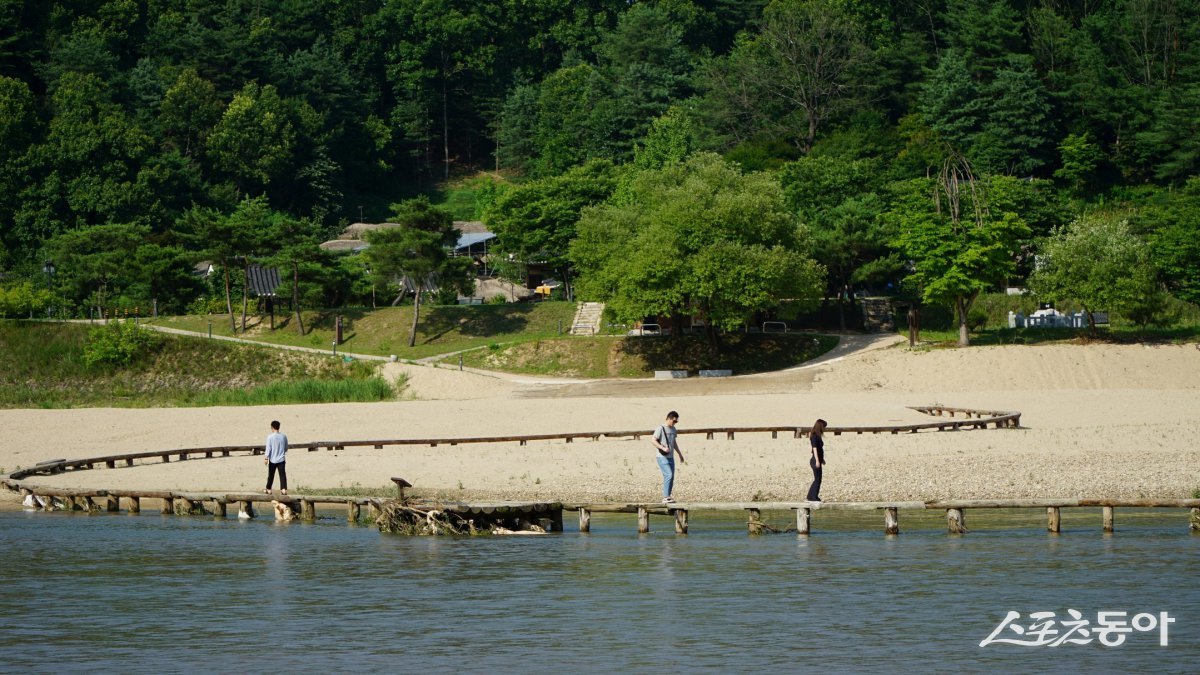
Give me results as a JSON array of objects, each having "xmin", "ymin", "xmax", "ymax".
[
  {"xmin": 973, "ymin": 55, "xmax": 1054, "ymax": 175},
  {"xmin": 381, "ymin": 0, "xmax": 497, "ymax": 180},
  {"xmin": 495, "ymin": 81, "xmax": 540, "ymax": 172},
  {"xmin": 365, "ymin": 198, "xmax": 469, "ymax": 347},
  {"xmin": 1129, "ymin": 177, "xmax": 1200, "ymax": 305},
  {"xmin": 1054, "ymin": 132, "xmax": 1103, "ymax": 197},
  {"xmin": 127, "ymin": 242, "xmax": 203, "ymax": 315},
  {"xmin": 890, "ymin": 155, "xmax": 1031, "ymax": 346},
  {"xmin": 532, "ymin": 63, "xmax": 614, "ymax": 176},
  {"xmin": 267, "ymin": 213, "xmax": 330, "ymax": 336},
  {"xmin": 779, "ymin": 154, "xmax": 900, "ymax": 329},
  {"xmin": 940, "ymin": 0, "xmax": 1024, "ymax": 79},
  {"xmin": 44, "ymin": 223, "xmax": 148, "ymax": 316},
  {"xmin": 919, "ymin": 49, "xmax": 984, "ymax": 156},
  {"xmin": 484, "ymin": 160, "xmax": 618, "ymax": 299},
  {"xmin": 571, "ymin": 152, "xmax": 824, "ymax": 351},
  {"xmin": 1028, "ymin": 214, "xmax": 1163, "ymax": 334},
  {"xmin": 594, "ymin": 2, "xmax": 694, "ymax": 159},
  {"xmin": 206, "ymin": 82, "xmax": 296, "ymax": 194},
  {"xmin": 633, "ymin": 105, "xmax": 701, "ymax": 170},
  {"xmin": 703, "ymin": 0, "xmax": 874, "ymax": 153},
  {"xmin": 157, "ymin": 67, "xmax": 222, "ymax": 157},
  {"xmin": 225, "ymin": 196, "xmax": 275, "ymax": 331},
  {"xmin": 0, "ymin": 74, "xmax": 38, "ymax": 253},
  {"xmin": 0, "ymin": 74, "xmax": 36, "ymax": 163},
  {"xmin": 13, "ymin": 71, "xmax": 154, "ymax": 246},
  {"xmin": 178, "ymin": 198, "xmax": 263, "ymax": 333},
  {"xmin": 0, "ymin": 281, "xmax": 52, "ymax": 318}
]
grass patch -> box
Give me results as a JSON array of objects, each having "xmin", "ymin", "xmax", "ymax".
[
  {"xmin": 192, "ymin": 376, "xmax": 396, "ymax": 406},
  {"xmin": 0, "ymin": 320, "xmax": 403, "ymax": 409},
  {"xmin": 909, "ymin": 325, "xmax": 1200, "ymax": 348},
  {"xmin": 426, "ymin": 171, "xmax": 511, "ymax": 220},
  {"xmin": 450, "ymin": 333, "xmax": 838, "ymax": 378},
  {"xmin": 146, "ymin": 301, "xmax": 579, "ymax": 360},
  {"xmin": 292, "ymin": 484, "xmax": 398, "ymax": 498}
]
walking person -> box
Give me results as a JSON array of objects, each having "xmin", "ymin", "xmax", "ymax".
[
  {"xmin": 806, "ymin": 418, "xmax": 827, "ymax": 502},
  {"xmin": 264, "ymin": 420, "xmax": 288, "ymax": 496},
  {"xmin": 652, "ymin": 411, "xmax": 685, "ymax": 503}
]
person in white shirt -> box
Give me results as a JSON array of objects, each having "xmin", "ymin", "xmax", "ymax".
[{"xmin": 264, "ymin": 420, "xmax": 289, "ymax": 495}]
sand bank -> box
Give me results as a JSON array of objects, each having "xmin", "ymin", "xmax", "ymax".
[{"xmin": 3, "ymin": 340, "xmax": 1198, "ymax": 505}]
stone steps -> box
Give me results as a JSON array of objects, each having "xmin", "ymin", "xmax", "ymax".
[
  {"xmin": 569, "ymin": 302, "xmax": 605, "ymax": 335},
  {"xmin": 860, "ymin": 298, "xmax": 894, "ymax": 332}
]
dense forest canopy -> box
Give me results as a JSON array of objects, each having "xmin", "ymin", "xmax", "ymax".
[{"xmin": 1, "ymin": 0, "xmax": 1198, "ymax": 343}]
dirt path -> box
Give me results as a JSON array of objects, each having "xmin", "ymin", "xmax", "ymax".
[
  {"xmin": 137, "ymin": 322, "xmax": 902, "ymax": 400},
  {"xmin": 509, "ymin": 333, "xmax": 902, "ymax": 398}
]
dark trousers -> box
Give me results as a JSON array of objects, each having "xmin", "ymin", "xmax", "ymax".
[
  {"xmin": 266, "ymin": 461, "xmax": 287, "ymax": 490},
  {"xmin": 806, "ymin": 457, "xmax": 822, "ymax": 501}
]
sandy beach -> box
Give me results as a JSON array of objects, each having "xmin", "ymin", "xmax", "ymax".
[{"xmin": 3, "ymin": 337, "xmax": 1198, "ymax": 505}]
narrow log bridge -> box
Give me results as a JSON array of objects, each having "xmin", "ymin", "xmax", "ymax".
[
  {"xmin": 3, "ymin": 479, "xmax": 563, "ymax": 529},
  {"xmin": 5, "ymin": 480, "xmax": 1197, "ymax": 536},
  {"xmin": 4, "ymin": 405, "xmax": 1021, "ymax": 481},
  {"xmin": 566, "ymin": 499, "xmax": 1200, "ymax": 536}
]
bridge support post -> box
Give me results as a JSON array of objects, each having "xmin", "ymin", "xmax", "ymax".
[
  {"xmin": 674, "ymin": 509, "xmax": 688, "ymax": 534},
  {"xmin": 637, "ymin": 507, "xmax": 649, "ymax": 533},
  {"xmin": 884, "ymin": 507, "xmax": 899, "ymax": 535},
  {"xmin": 1102, "ymin": 506, "xmax": 1114, "ymax": 532},
  {"xmin": 747, "ymin": 508, "xmax": 763, "ymax": 535},
  {"xmin": 578, "ymin": 508, "xmax": 591, "ymax": 533},
  {"xmin": 947, "ymin": 508, "xmax": 967, "ymax": 534},
  {"xmin": 796, "ymin": 507, "xmax": 810, "ymax": 535},
  {"xmin": 1047, "ymin": 506, "xmax": 1061, "ymax": 533}
]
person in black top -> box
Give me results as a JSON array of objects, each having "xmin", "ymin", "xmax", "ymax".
[{"xmin": 807, "ymin": 418, "xmax": 827, "ymax": 502}]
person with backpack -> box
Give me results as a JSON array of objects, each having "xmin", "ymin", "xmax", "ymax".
[{"xmin": 652, "ymin": 411, "xmax": 686, "ymax": 503}]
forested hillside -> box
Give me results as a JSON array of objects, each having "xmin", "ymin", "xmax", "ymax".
[{"xmin": 1, "ymin": 0, "xmax": 1197, "ymax": 344}]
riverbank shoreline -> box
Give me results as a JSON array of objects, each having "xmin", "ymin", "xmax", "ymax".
[{"xmin": 2, "ymin": 341, "xmax": 1198, "ymax": 506}]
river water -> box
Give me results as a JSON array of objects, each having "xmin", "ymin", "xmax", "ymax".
[{"xmin": 1, "ymin": 508, "xmax": 1196, "ymax": 673}]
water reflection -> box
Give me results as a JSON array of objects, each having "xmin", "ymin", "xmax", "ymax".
[{"xmin": 0, "ymin": 510, "xmax": 1196, "ymax": 672}]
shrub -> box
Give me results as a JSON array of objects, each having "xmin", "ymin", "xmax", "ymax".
[
  {"xmin": 968, "ymin": 308, "xmax": 989, "ymax": 331},
  {"xmin": 82, "ymin": 321, "xmax": 161, "ymax": 368},
  {"xmin": 0, "ymin": 282, "xmax": 52, "ymax": 318}
]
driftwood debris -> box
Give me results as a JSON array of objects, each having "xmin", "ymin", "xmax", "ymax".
[
  {"xmin": 273, "ymin": 500, "xmax": 296, "ymax": 522},
  {"xmin": 375, "ymin": 500, "xmax": 551, "ymax": 535}
]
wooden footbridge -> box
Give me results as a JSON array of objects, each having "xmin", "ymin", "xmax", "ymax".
[
  {"xmin": 568, "ymin": 499, "xmax": 1200, "ymax": 535},
  {"xmin": 5, "ymin": 480, "xmax": 1198, "ymax": 536},
  {"xmin": 6, "ymin": 405, "xmax": 1019, "ymax": 481},
  {"xmin": 5, "ymin": 403, "xmax": 1197, "ymax": 535}
]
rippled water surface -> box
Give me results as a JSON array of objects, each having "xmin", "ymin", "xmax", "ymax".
[{"xmin": 1, "ymin": 508, "xmax": 1197, "ymax": 672}]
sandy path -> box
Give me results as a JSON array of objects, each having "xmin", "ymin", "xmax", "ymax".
[{"xmin": 3, "ymin": 341, "xmax": 1198, "ymax": 505}]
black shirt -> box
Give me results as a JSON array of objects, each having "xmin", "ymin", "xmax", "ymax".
[{"xmin": 810, "ymin": 434, "xmax": 824, "ymax": 464}]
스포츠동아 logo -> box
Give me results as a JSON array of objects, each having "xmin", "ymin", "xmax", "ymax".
[{"xmin": 980, "ymin": 610, "xmax": 1175, "ymax": 647}]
